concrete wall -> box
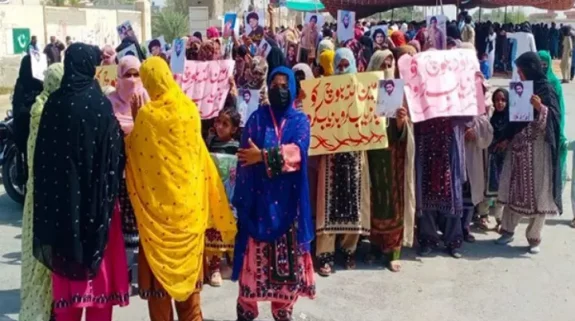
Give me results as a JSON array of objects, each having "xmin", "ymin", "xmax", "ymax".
[{"xmin": 0, "ymin": 2, "xmax": 151, "ymax": 87}]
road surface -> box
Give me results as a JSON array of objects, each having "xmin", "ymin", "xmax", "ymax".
[{"xmin": 0, "ymin": 78, "xmax": 574, "ymax": 321}]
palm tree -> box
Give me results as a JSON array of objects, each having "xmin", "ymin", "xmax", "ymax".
[{"xmin": 152, "ymin": 9, "xmax": 188, "ymax": 44}]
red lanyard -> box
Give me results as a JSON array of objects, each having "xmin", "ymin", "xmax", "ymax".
[{"xmin": 268, "ymin": 106, "xmax": 286, "ymax": 146}]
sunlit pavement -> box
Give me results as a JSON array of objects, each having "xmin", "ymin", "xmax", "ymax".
[{"xmin": 0, "ymin": 77, "xmax": 574, "ymax": 321}]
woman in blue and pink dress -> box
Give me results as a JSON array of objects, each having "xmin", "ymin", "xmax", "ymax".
[{"xmin": 232, "ymin": 66, "xmax": 316, "ymax": 321}]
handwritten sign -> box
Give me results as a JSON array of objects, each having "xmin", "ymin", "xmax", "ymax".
[
  {"xmin": 398, "ymin": 49, "xmax": 486, "ymax": 123},
  {"xmin": 174, "ymin": 60, "xmax": 235, "ymax": 119},
  {"xmin": 95, "ymin": 65, "xmax": 117, "ymax": 88},
  {"xmin": 301, "ymin": 71, "xmax": 388, "ymax": 156}
]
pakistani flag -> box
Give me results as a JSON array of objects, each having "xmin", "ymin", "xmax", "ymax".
[{"xmin": 12, "ymin": 28, "xmax": 30, "ymax": 54}]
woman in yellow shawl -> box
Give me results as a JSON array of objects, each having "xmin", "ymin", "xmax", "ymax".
[
  {"xmin": 318, "ymin": 49, "xmax": 335, "ymax": 76},
  {"xmin": 20, "ymin": 62, "xmax": 63, "ymax": 321},
  {"xmin": 125, "ymin": 57, "xmax": 236, "ymax": 321}
]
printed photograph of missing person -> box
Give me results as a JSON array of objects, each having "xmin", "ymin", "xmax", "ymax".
[
  {"xmin": 117, "ymin": 43, "xmax": 138, "ymax": 60},
  {"xmin": 117, "ymin": 21, "xmax": 135, "ymax": 40},
  {"xmin": 245, "ymin": 10, "xmax": 264, "ymax": 41},
  {"xmin": 426, "ymin": 15, "xmax": 447, "ymax": 50},
  {"xmin": 223, "ymin": 13, "xmax": 237, "ymax": 39},
  {"xmin": 337, "ymin": 10, "xmax": 355, "ymax": 43},
  {"xmin": 508, "ymin": 81, "xmax": 533, "ymax": 121},
  {"xmin": 376, "ymin": 79, "xmax": 404, "ymax": 118},
  {"xmin": 170, "ymin": 38, "xmax": 186, "ymax": 74},
  {"xmin": 238, "ymin": 89, "xmax": 256, "ymax": 126},
  {"xmin": 370, "ymin": 25, "xmax": 389, "ymax": 49},
  {"xmin": 285, "ymin": 42, "xmax": 298, "ymax": 67}
]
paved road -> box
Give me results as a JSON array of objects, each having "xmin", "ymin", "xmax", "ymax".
[{"xmin": 1, "ymin": 78, "xmax": 575, "ymax": 321}]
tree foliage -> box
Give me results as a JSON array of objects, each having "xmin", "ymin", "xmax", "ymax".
[
  {"xmin": 369, "ymin": 7, "xmax": 425, "ymax": 22},
  {"xmin": 472, "ymin": 8, "xmax": 527, "ymax": 24},
  {"xmin": 152, "ymin": 9, "xmax": 188, "ymax": 43},
  {"xmin": 43, "ymin": 0, "xmax": 80, "ymax": 6}
]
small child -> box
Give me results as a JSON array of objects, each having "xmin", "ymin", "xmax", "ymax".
[
  {"xmin": 205, "ymin": 107, "xmax": 240, "ymax": 287},
  {"xmin": 480, "ymin": 53, "xmax": 490, "ymax": 80},
  {"xmin": 478, "ymin": 88, "xmax": 508, "ymax": 231},
  {"xmin": 207, "ymin": 107, "xmax": 240, "ymax": 154}
]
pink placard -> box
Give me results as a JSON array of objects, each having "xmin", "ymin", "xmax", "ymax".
[
  {"xmin": 397, "ymin": 49, "xmax": 486, "ymax": 123},
  {"xmin": 174, "ymin": 60, "xmax": 235, "ymax": 119}
]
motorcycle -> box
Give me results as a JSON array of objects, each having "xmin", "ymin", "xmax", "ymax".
[{"xmin": 0, "ymin": 110, "xmax": 26, "ymax": 204}]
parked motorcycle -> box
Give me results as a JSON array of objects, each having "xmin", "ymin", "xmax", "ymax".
[{"xmin": 0, "ymin": 110, "xmax": 26, "ymax": 204}]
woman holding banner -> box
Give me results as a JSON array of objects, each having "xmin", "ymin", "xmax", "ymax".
[
  {"xmin": 315, "ymin": 48, "xmax": 371, "ymax": 276},
  {"xmin": 365, "ymin": 49, "xmax": 416, "ymax": 272}
]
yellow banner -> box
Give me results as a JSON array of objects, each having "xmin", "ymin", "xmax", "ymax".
[
  {"xmin": 301, "ymin": 71, "xmax": 388, "ymax": 156},
  {"xmin": 95, "ymin": 65, "xmax": 117, "ymax": 88}
]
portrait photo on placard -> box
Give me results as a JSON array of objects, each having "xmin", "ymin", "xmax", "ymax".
[
  {"xmin": 285, "ymin": 42, "xmax": 299, "ymax": 67},
  {"xmin": 426, "ymin": 15, "xmax": 447, "ymax": 50},
  {"xmin": 30, "ymin": 51, "xmax": 48, "ymax": 81},
  {"xmin": 117, "ymin": 43, "xmax": 138, "ymax": 60},
  {"xmin": 256, "ymin": 38, "xmax": 272, "ymax": 58},
  {"xmin": 146, "ymin": 35, "xmax": 167, "ymax": 58},
  {"xmin": 376, "ymin": 79, "xmax": 404, "ymax": 117},
  {"xmin": 245, "ymin": 10, "xmax": 265, "ymax": 40},
  {"xmin": 223, "ymin": 13, "xmax": 238, "ymax": 39},
  {"xmin": 304, "ymin": 12, "xmax": 324, "ymax": 32},
  {"xmin": 509, "ymin": 80, "xmax": 534, "ymax": 121},
  {"xmin": 337, "ymin": 10, "xmax": 355, "ymax": 44},
  {"xmin": 170, "ymin": 38, "xmax": 186, "ymax": 74},
  {"xmin": 238, "ymin": 89, "xmax": 260, "ymax": 126},
  {"xmin": 370, "ymin": 25, "xmax": 389, "ymax": 48},
  {"xmin": 117, "ymin": 21, "xmax": 135, "ymax": 40}
]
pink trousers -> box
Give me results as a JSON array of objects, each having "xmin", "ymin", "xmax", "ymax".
[{"xmin": 53, "ymin": 306, "xmax": 112, "ymax": 321}]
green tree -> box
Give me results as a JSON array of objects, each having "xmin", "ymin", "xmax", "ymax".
[
  {"xmin": 164, "ymin": 0, "xmax": 189, "ymax": 16},
  {"xmin": 43, "ymin": 0, "xmax": 80, "ymax": 6},
  {"xmin": 152, "ymin": 9, "xmax": 188, "ymax": 43},
  {"xmin": 370, "ymin": 7, "xmax": 424, "ymax": 22},
  {"xmin": 472, "ymin": 8, "xmax": 527, "ymax": 24}
]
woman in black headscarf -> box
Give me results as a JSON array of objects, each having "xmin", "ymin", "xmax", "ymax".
[
  {"xmin": 495, "ymin": 51, "xmax": 561, "ymax": 254},
  {"xmin": 33, "ymin": 43, "xmax": 129, "ymax": 320},
  {"xmin": 12, "ymin": 55, "xmax": 43, "ymax": 155}
]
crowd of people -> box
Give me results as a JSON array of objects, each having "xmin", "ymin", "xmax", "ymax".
[{"xmin": 11, "ymin": 7, "xmax": 571, "ymax": 321}]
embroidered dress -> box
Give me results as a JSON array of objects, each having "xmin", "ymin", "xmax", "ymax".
[
  {"xmin": 367, "ymin": 120, "xmax": 407, "ymax": 261},
  {"xmin": 233, "ymin": 67, "xmax": 315, "ymax": 321},
  {"xmin": 415, "ymin": 117, "xmax": 467, "ymax": 249},
  {"xmin": 315, "ymin": 152, "xmax": 371, "ymax": 235},
  {"xmin": 497, "ymin": 105, "xmax": 559, "ymax": 216},
  {"xmin": 415, "ymin": 117, "xmax": 466, "ymax": 217}
]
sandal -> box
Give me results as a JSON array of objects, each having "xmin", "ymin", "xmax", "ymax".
[
  {"xmin": 388, "ymin": 260, "xmax": 401, "ymax": 272},
  {"xmin": 209, "ymin": 271, "xmax": 223, "ymax": 287},
  {"xmin": 318, "ymin": 263, "xmax": 332, "ymax": 277},
  {"xmin": 476, "ymin": 216, "xmax": 490, "ymax": 230}
]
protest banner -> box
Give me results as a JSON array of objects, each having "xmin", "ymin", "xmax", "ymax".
[
  {"xmin": 174, "ymin": 60, "xmax": 235, "ymax": 119},
  {"xmin": 397, "ymin": 49, "xmax": 486, "ymax": 123},
  {"xmin": 300, "ymin": 71, "xmax": 389, "ymax": 156},
  {"xmin": 95, "ymin": 65, "xmax": 117, "ymax": 88}
]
